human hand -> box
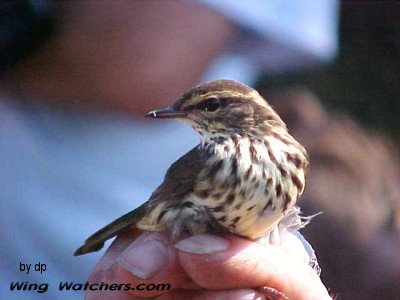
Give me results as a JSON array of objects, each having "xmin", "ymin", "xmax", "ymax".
[{"xmin": 85, "ymin": 231, "xmax": 331, "ymax": 299}]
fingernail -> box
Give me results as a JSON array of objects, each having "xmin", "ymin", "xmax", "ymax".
[
  {"xmin": 175, "ymin": 235, "xmax": 230, "ymax": 254},
  {"xmin": 117, "ymin": 239, "xmax": 167, "ymax": 279}
]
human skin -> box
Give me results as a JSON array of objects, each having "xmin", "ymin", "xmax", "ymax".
[
  {"xmin": 1, "ymin": 1, "xmax": 235, "ymax": 115},
  {"xmin": 0, "ymin": 2, "xmax": 332, "ymax": 299},
  {"xmin": 85, "ymin": 231, "xmax": 331, "ymax": 299}
]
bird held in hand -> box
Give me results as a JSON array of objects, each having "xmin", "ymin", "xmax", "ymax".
[{"xmin": 74, "ymin": 79, "xmax": 309, "ymax": 256}]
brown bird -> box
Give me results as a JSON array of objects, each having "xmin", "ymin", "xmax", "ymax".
[{"xmin": 74, "ymin": 79, "xmax": 309, "ymax": 256}]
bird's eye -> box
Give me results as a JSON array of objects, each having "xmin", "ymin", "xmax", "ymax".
[{"xmin": 202, "ymin": 97, "xmax": 221, "ymax": 112}]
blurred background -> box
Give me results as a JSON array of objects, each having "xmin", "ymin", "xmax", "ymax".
[
  {"xmin": 0, "ymin": 1, "xmax": 398, "ymax": 299},
  {"xmin": 259, "ymin": 3, "xmax": 400, "ymax": 299}
]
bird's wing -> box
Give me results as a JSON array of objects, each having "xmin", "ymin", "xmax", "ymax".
[
  {"xmin": 136, "ymin": 145, "xmax": 211, "ymax": 236},
  {"xmin": 74, "ymin": 146, "xmax": 207, "ymax": 256},
  {"xmin": 147, "ymin": 145, "xmax": 209, "ymax": 206},
  {"xmin": 74, "ymin": 203, "xmax": 147, "ymax": 256}
]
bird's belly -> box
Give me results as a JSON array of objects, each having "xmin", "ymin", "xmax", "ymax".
[
  {"xmin": 212, "ymin": 175, "xmax": 290, "ymax": 239},
  {"xmin": 194, "ymin": 141, "xmax": 299, "ymax": 239}
]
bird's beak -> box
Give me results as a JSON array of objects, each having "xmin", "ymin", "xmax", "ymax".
[{"xmin": 145, "ymin": 106, "xmax": 188, "ymax": 119}]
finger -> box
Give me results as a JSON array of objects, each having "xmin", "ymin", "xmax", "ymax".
[
  {"xmin": 175, "ymin": 234, "xmax": 331, "ymax": 300},
  {"xmin": 115, "ymin": 231, "xmax": 199, "ymax": 297},
  {"xmin": 106, "ymin": 232, "xmax": 198, "ymax": 298},
  {"xmin": 86, "ymin": 230, "xmax": 142, "ymax": 300},
  {"xmin": 91, "ymin": 229, "xmax": 142, "ymax": 273},
  {"xmin": 280, "ymin": 232, "xmax": 313, "ymax": 265}
]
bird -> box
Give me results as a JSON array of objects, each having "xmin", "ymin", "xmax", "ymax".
[{"xmin": 74, "ymin": 79, "xmax": 309, "ymax": 256}]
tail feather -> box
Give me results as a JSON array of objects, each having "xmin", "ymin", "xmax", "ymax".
[{"xmin": 74, "ymin": 203, "xmax": 147, "ymax": 256}]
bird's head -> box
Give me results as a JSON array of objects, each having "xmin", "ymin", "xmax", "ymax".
[{"xmin": 146, "ymin": 79, "xmax": 287, "ymax": 141}]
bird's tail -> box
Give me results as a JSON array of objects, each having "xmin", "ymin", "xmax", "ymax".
[{"xmin": 74, "ymin": 203, "xmax": 148, "ymax": 256}]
